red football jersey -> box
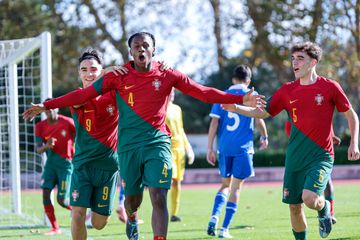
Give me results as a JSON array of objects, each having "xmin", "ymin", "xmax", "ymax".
[
  {"xmin": 35, "ymin": 115, "xmax": 75, "ymax": 160},
  {"xmin": 267, "ymin": 76, "xmax": 351, "ymax": 157},
  {"xmin": 44, "ymin": 61, "xmax": 245, "ymax": 152}
]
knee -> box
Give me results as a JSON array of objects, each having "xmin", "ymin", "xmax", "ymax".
[
  {"xmin": 42, "ymin": 189, "xmax": 51, "ymax": 204},
  {"xmin": 172, "ymin": 179, "xmax": 179, "ymax": 187},
  {"xmin": 302, "ymin": 192, "xmax": 319, "ymax": 209},
  {"xmin": 289, "ymin": 204, "xmax": 302, "ymax": 215},
  {"xmin": 72, "ymin": 209, "xmax": 86, "ymax": 222},
  {"xmin": 92, "ymin": 220, "xmax": 107, "ymax": 230},
  {"xmin": 125, "ymin": 197, "xmax": 142, "ymax": 212},
  {"xmin": 151, "ymin": 190, "xmax": 167, "ymax": 209}
]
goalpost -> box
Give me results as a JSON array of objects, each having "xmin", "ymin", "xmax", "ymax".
[{"xmin": 0, "ymin": 32, "xmax": 52, "ymax": 228}]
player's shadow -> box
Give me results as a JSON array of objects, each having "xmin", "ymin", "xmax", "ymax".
[{"xmin": 232, "ymin": 225, "xmax": 255, "ymax": 230}]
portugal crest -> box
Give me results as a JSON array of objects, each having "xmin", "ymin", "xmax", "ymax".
[
  {"xmin": 61, "ymin": 129, "xmax": 67, "ymax": 137},
  {"xmin": 72, "ymin": 190, "xmax": 79, "ymax": 202},
  {"xmin": 152, "ymin": 79, "xmax": 161, "ymax": 91},
  {"xmin": 106, "ymin": 104, "xmax": 114, "ymax": 116},
  {"xmin": 314, "ymin": 94, "xmax": 324, "ymax": 105},
  {"xmin": 283, "ymin": 188, "xmax": 289, "ymax": 199}
]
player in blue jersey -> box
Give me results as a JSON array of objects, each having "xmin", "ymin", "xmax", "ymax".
[{"xmin": 206, "ymin": 65, "xmax": 268, "ymax": 238}]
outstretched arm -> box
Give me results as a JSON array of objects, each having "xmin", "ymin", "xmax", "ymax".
[
  {"xmin": 343, "ymin": 108, "xmax": 360, "ymax": 160},
  {"xmin": 22, "ymin": 86, "xmax": 99, "ymax": 121},
  {"xmin": 174, "ymin": 75, "xmax": 265, "ymax": 107},
  {"xmin": 222, "ymin": 104, "xmax": 270, "ymax": 119}
]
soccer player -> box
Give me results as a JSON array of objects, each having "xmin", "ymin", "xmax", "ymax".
[
  {"xmin": 35, "ymin": 106, "xmax": 75, "ymax": 235},
  {"xmin": 23, "ymin": 32, "xmax": 264, "ymax": 240},
  {"xmin": 206, "ymin": 65, "xmax": 268, "ymax": 238},
  {"xmin": 69, "ymin": 48, "xmax": 121, "ymax": 240},
  {"xmin": 165, "ymin": 88, "xmax": 195, "ymax": 222},
  {"xmin": 285, "ymin": 120, "xmax": 340, "ymax": 224},
  {"xmin": 222, "ymin": 42, "xmax": 360, "ymax": 240}
]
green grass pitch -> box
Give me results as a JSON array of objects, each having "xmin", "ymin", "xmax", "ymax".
[{"xmin": 1, "ymin": 182, "xmax": 359, "ymax": 239}]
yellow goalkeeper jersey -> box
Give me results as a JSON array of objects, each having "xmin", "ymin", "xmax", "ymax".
[{"xmin": 166, "ymin": 102, "xmax": 189, "ymax": 149}]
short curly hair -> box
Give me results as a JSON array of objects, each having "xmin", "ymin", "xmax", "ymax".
[{"xmin": 291, "ymin": 42, "xmax": 322, "ymax": 61}]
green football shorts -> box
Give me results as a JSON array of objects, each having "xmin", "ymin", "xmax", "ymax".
[
  {"xmin": 282, "ymin": 159, "xmax": 333, "ymax": 204},
  {"xmin": 41, "ymin": 164, "xmax": 73, "ymax": 200},
  {"xmin": 70, "ymin": 166, "xmax": 118, "ymax": 216},
  {"xmin": 119, "ymin": 141, "xmax": 172, "ymax": 195}
]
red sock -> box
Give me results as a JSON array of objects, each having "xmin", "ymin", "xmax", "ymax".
[
  {"xmin": 329, "ymin": 200, "xmax": 334, "ymax": 216},
  {"xmin": 44, "ymin": 204, "xmax": 59, "ymax": 230},
  {"xmin": 128, "ymin": 211, "xmax": 137, "ymax": 222},
  {"xmin": 154, "ymin": 236, "xmax": 166, "ymax": 240}
]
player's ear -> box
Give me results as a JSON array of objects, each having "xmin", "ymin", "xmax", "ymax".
[
  {"xmin": 311, "ymin": 58, "xmax": 317, "ymax": 66},
  {"xmin": 152, "ymin": 47, "xmax": 156, "ymax": 57}
]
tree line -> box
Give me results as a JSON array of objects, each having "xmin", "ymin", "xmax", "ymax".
[{"xmin": 1, "ymin": 0, "xmax": 359, "ymax": 148}]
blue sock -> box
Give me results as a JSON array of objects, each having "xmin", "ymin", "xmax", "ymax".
[
  {"xmin": 222, "ymin": 201, "xmax": 237, "ymax": 229},
  {"xmin": 119, "ymin": 185, "xmax": 125, "ymax": 207},
  {"xmin": 211, "ymin": 192, "xmax": 227, "ymax": 217}
]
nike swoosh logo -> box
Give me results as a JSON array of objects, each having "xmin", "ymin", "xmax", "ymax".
[
  {"xmin": 289, "ymin": 99, "xmax": 298, "ymax": 104},
  {"xmin": 124, "ymin": 85, "xmax": 134, "ymax": 90},
  {"xmin": 97, "ymin": 203, "xmax": 108, "ymax": 208},
  {"xmin": 159, "ymin": 180, "xmax": 169, "ymax": 184},
  {"xmin": 84, "ymin": 109, "xmax": 94, "ymax": 113}
]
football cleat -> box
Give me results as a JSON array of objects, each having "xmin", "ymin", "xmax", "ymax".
[
  {"xmin": 218, "ymin": 228, "xmax": 233, "ymax": 239},
  {"xmin": 318, "ymin": 201, "xmax": 333, "ymax": 238},
  {"xmin": 44, "ymin": 228, "xmax": 61, "ymax": 235},
  {"xmin": 170, "ymin": 215, "xmax": 181, "ymax": 222},
  {"xmin": 207, "ymin": 216, "xmax": 218, "ymax": 236},
  {"xmin": 126, "ymin": 220, "xmax": 139, "ymax": 240}
]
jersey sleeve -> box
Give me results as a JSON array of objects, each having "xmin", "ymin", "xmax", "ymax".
[
  {"xmin": 209, "ymin": 104, "xmax": 221, "ymax": 119},
  {"xmin": 171, "ymin": 70, "xmax": 244, "ymax": 104},
  {"xmin": 44, "ymin": 74, "xmax": 120, "ymax": 110},
  {"xmin": 93, "ymin": 72, "xmax": 121, "ymax": 95},
  {"xmin": 265, "ymin": 86, "xmax": 286, "ymax": 117},
  {"xmin": 332, "ymin": 81, "xmax": 351, "ymax": 112},
  {"xmin": 44, "ymin": 86, "xmax": 99, "ymax": 109}
]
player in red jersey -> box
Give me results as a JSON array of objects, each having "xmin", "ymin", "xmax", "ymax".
[
  {"xmin": 223, "ymin": 42, "xmax": 359, "ymax": 240},
  {"xmin": 23, "ymin": 32, "xmax": 264, "ymax": 240},
  {"xmin": 69, "ymin": 48, "xmax": 122, "ymax": 240},
  {"xmin": 35, "ymin": 106, "xmax": 75, "ymax": 235},
  {"xmin": 285, "ymin": 120, "xmax": 340, "ymax": 224}
]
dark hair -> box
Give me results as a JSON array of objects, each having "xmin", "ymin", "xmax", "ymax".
[
  {"xmin": 233, "ymin": 65, "xmax": 252, "ymax": 82},
  {"xmin": 127, "ymin": 32, "xmax": 156, "ymax": 48},
  {"xmin": 291, "ymin": 42, "xmax": 322, "ymax": 61},
  {"xmin": 78, "ymin": 47, "xmax": 103, "ymax": 66}
]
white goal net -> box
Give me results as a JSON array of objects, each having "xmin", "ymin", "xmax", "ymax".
[{"xmin": 0, "ymin": 32, "xmax": 52, "ymax": 228}]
